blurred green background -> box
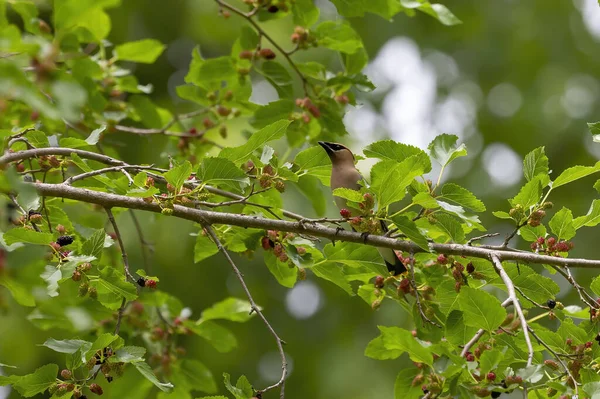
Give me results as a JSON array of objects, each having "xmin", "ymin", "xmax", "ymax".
[{"xmin": 3, "ymin": 0, "xmax": 600, "ymax": 398}]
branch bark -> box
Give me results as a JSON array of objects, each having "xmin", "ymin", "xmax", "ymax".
[{"xmin": 24, "ymin": 182, "xmax": 600, "ymax": 269}]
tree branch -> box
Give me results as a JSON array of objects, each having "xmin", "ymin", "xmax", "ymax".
[
  {"xmin": 9, "ymin": 182, "xmax": 600, "ymax": 269},
  {"xmin": 203, "ymin": 225, "xmax": 287, "ymax": 398}
]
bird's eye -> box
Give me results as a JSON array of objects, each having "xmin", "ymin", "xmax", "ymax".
[{"xmin": 330, "ymin": 144, "xmax": 345, "ymax": 151}]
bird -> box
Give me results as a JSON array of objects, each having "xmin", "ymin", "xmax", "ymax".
[{"xmin": 318, "ymin": 141, "xmax": 407, "ymax": 275}]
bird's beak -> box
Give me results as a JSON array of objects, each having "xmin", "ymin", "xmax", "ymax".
[{"xmin": 318, "ymin": 141, "xmax": 334, "ymax": 156}]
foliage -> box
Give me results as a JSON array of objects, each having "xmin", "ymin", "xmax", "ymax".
[{"xmin": 1, "ymin": 0, "xmax": 600, "ymax": 399}]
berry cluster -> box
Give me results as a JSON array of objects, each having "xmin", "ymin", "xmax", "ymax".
[
  {"xmin": 530, "ymin": 236, "xmax": 574, "ymax": 255},
  {"xmin": 261, "ymin": 230, "xmax": 302, "ymax": 263},
  {"xmin": 290, "ymin": 26, "xmax": 317, "ymax": 49},
  {"xmin": 253, "ymin": 164, "xmax": 286, "ymax": 192},
  {"xmin": 294, "ymin": 97, "xmax": 321, "ymax": 124},
  {"xmin": 137, "ymin": 277, "xmax": 158, "ymax": 289}
]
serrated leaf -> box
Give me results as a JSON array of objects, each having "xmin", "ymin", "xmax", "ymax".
[
  {"xmin": 171, "ymin": 360, "xmax": 216, "ymax": 394},
  {"xmin": 258, "ymin": 62, "xmax": 293, "ymax": 99},
  {"xmin": 87, "ymin": 333, "xmax": 119, "ymax": 360},
  {"xmin": 417, "ymin": 3, "xmax": 461, "ymax": 26},
  {"xmin": 112, "ymin": 346, "xmax": 146, "ymax": 363},
  {"xmin": 379, "ymin": 326, "xmax": 433, "ymax": 365},
  {"xmin": 133, "ymin": 361, "xmax": 173, "ymax": 392},
  {"xmin": 294, "ymin": 146, "xmax": 331, "ymax": 185},
  {"xmin": 164, "ymin": 160, "xmax": 193, "ymax": 189},
  {"xmin": 0, "ymin": 274, "xmax": 35, "ymax": 306},
  {"xmin": 412, "ymin": 192, "xmax": 439, "ymax": 209},
  {"xmin": 292, "ymin": 0, "xmax": 319, "ymax": 26},
  {"xmin": 394, "ymin": 368, "xmax": 424, "ymax": 399},
  {"xmin": 115, "ymin": 39, "xmax": 166, "ymax": 63},
  {"xmin": 10, "ymin": 363, "xmax": 58, "ymax": 397},
  {"xmin": 250, "ymin": 100, "xmax": 295, "ymax": 129},
  {"xmin": 548, "ymin": 207, "xmax": 575, "ymax": 240},
  {"xmin": 199, "ymin": 297, "xmax": 257, "ymax": 323},
  {"xmin": 519, "ymin": 224, "xmax": 546, "ymax": 242},
  {"xmin": 314, "ymin": 21, "xmax": 363, "ymax": 54},
  {"xmin": 479, "ymin": 349, "xmax": 505, "ymax": 376},
  {"xmin": 329, "ymin": 0, "xmax": 403, "ymax": 19},
  {"xmin": 364, "ymin": 140, "xmax": 431, "ymax": 171},
  {"xmin": 86, "ymin": 125, "xmax": 105, "ymax": 145},
  {"xmin": 223, "ymin": 373, "xmax": 253, "ymax": 399},
  {"xmin": 220, "ymin": 120, "xmax": 290, "ymax": 165},
  {"xmin": 90, "ymin": 267, "xmax": 138, "ymax": 310},
  {"xmin": 3, "ymin": 228, "xmax": 53, "ymax": 245},
  {"xmin": 371, "ymin": 156, "xmax": 429, "ymax": 208},
  {"xmin": 41, "ymin": 265, "xmax": 61, "ymax": 297},
  {"xmin": 194, "ymin": 233, "xmax": 219, "ymax": 263},
  {"xmin": 264, "ymin": 251, "xmax": 297, "ymax": 288},
  {"xmin": 432, "ymin": 213, "xmax": 465, "ymax": 243},
  {"xmin": 187, "ymin": 321, "xmax": 237, "ymax": 353},
  {"xmin": 365, "ymin": 335, "xmax": 403, "ymax": 360},
  {"xmin": 574, "ymin": 199, "xmax": 600, "ymax": 229},
  {"xmin": 458, "ymin": 286, "xmax": 506, "ymax": 332},
  {"xmin": 439, "ymin": 183, "xmax": 485, "ymax": 212},
  {"xmin": 42, "ymin": 338, "xmax": 92, "ymax": 354},
  {"xmin": 391, "ymin": 215, "xmax": 429, "ymax": 251},
  {"xmin": 311, "ymin": 262, "xmax": 353, "ymax": 295},
  {"xmin": 198, "ymin": 157, "xmax": 249, "ymax": 191},
  {"xmin": 323, "ymin": 241, "xmax": 387, "ymax": 275},
  {"xmin": 80, "ymin": 229, "xmax": 107, "ymax": 258},
  {"xmin": 492, "ymin": 211, "xmax": 512, "ymax": 220},
  {"xmin": 523, "ymin": 147, "xmax": 549, "ymax": 182},
  {"xmin": 553, "ymin": 163, "xmax": 600, "ymax": 188},
  {"xmin": 295, "ymin": 175, "xmax": 327, "ymax": 216},
  {"xmin": 332, "ymin": 187, "xmax": 363, "ymax": 203},
  {"xmin": 428, "ymin": 134, "xmax": 467, "ymax": 167},
  {"xmin": 510, "ymin": 177, "xmax": 542, "ymax": 209},
  {"xmin": 445, "ymin": 310, "xmax": 478, "ymax": 346}
]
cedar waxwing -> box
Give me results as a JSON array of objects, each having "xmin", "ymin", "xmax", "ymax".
[{"xmin": 318, "ymin": 141, "xmax": 407, "ymax": 275}]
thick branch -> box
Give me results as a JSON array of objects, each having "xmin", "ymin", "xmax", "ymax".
[
  {"xmin": 203, "ymin": 225, "xmax": 286, "ymax": 398},
  {"xmin": 22, "ymin": 182, "xmax": 600, "ymax": 269}
]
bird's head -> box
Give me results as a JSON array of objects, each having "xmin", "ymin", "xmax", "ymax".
[{"xmin": 318, "ymin": 141, "xmax": 355, "ymax": 165}]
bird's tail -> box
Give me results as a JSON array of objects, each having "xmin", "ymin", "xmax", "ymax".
[{"xmin": 377, "ymin": 247, "xmax": 407, "ymax": 275}]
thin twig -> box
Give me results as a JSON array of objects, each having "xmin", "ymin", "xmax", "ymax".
[
  {"xmin": 203, "ymin": 225, "xmax": 287, "ymax": 398},
  {"xmin": 557, "ymin": 265, "xmax": 597, "ymax": 309},
  {"xmin": 104, "ymin": 208, "xmax": 136, "ymax": 283},
  {"xmin": 502, "ymin": 221, "xmax": 527, "ymax": 248},
  {"xmin": 490, "ymin": 254, "xmax": 533, "ymax": 370},
  {"xmin": 214, "ymin": 0, "xmax": 309, "ymax": 94},
  {"xmin": 527, "ymin": 326, "xmax": 579, "ymax": 396},
  {"xmin": 467, "ymin": 233, "xmax": 499, "ymax": 246},
  {"xmin": 408, "ymin": 252, "xmax": 441, "ymax": 328},
  {"xmin": 129, "ymin": 210, "xmax": 153, "ymax": 274},
  {"xmin": 513, "ymin": 285, "xmax": 548, "ymax": 309},
  {"xmin": 63, "ymin": 165, "xmax": 161, "ymax": 185}
]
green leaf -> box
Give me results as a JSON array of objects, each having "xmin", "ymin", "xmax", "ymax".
[
  {"xmin": 41, "ymin": 266, "xmax": 61, "ymax": 297},
  {"xmin": 548, "ymin": 207, "xmax": 575, "ymax": 240},
  {"xmin": 200, "ymin": 297, "xmax": 257, "ymax": 323},
  {"xmin": 371, "ymin": 156, "xmax": 429, "ymax": 208},
  {"xmin": 194, "ymin": 233, "xmax": 219, "ymax": 263},
  {"xmin": 0, "ymin": 274, "xmax": 35, "ymax": 306},
  {"xmin": 590, "ymin": 275, "xmax": 600, "ymax": 297},
  {"xmin": 115, "ymin": 39, "xmax": 166, "ymax": 63},
  {"xmin": 10, "ymin": 363, "xmax": 58, "ymax": 397},
  {"xmin": 329, "ymin": 0, "xmax": 403, "ymax": 19},
  {"xmin": 588, "ymin": 122, "xmax": 600, "ymax": 142},
  {"xmin": 391, "ymin": 215, "xmax": 429, "ymax": 251},
  {"xmin": 111, "ymin": 346, "xmax": 146, "ymax": 363},
  {"xmin": 510, "ymin": 177, "xmax": 542, "ymax": 209},
  {"xmin": 192, "ymin": 56, "xmax": 236, "ymax": 90},
  {"xmin": 171, "ymin": 360, "xmax": 216, "ymax": 394},
  {"xmin": 87, "ymin": 333, "xmax": 119, "ymax": 360},
  {"xmin": 295, "ymin": 175, "xmax": 327, "ymax": 216},
  {"xmin": 90, "ymin": 267, "xmax": 138, "ymax": 310},
  {"xmin": 86, "ymin": 125, "xmax": 105, "ymax": 145},
  {"xmin": 223, "ymin": 373, "xmax": 253, "ymax": 399},
  {"xmin": 264, "ymin": 252, "xmax": 297, "ymax": 288},
  {"xmin": 379, "ymin": 326, "xmax": 433, "ymax": 365},
  {"xmin": 479, "ymin": 349, "xmax": 504, "ymax": 376},
  {"xmin": 445, "ymin": 310, "xmax": 478, "ymax": 346},
  {"xmin": 492, "ymin": 211, "xmax": 513, "ymax": 220},
  {"xmin": 412, "ymin": 192, "xmax": 439, "ymax": 209},
  {"xmin": 519, "ymin": 224, "xmax": 546, "ymax": 242},
  {"xmin": 133, "ymin": 361, "xmax": 174, "ymax": 392},
  {"xmin": 523, "ymin": 147, "xmax": 549, "ymax": 182},
  {"xmin": 198, "ymin": 158, "xmax": 249, "ymax": 190},
  {"xmin": 42, "ymin": 338, "xmax": 91, "ymax": 354},
  {"xmin": 3, "ymin": 228, "xmax": 53, "ymax": 245},
  {"xmin": 187, "ymin": 321, "xmax": 237, "ymax": 353},
  {"xmin": 323, "ymin": 241, "xmax": 387, "ymax": 275},
  {"xmin": 80, "ymin": 229, "xmax": 108, "ymax": 258},
  {"xmin": 365, "ymin": 335, "xmax": 403, "ymax": 360},
  {"xmin": 220, "ymin": 120, "xmax": 291, "ymax": 165},
  {"xmin": 251, "ymin": 100, "xmax": 295, "ymax": 128},
  {"xmin": 439, "ymin": 183, "xmax": 485, "ymax": 212},
  {"xmin": 311, "ymin": 263, "xmax": 353, "ymax": 295},
  {"xmin": 294, "ymin": 146, "xmax": 331, "ymax": 185},
  {"xmin": 314, "ymin": 21, "xmax": 363, "ymax": 54},
  {"xmin": 574, "ymin": 200, "xmax": 600, "ymax": 229},
  {"xmin": 394, "ymin": 368, "xmax": 423, "ymax": 399},
  {"xmin": 428, "ymin": 134, "xmax": 467, "ymax": 167},
  {"xmin": 417, "ymin": 3, "xmax": 462, "ymax": 26},
  {"xmin": 364, "ymin": 140, "xmax": 429, "ymax": 169},
  {"xmin": 164, "ymin": 160, "xmax": 193, "ymax": 189},
  {"xmin": 553, "ymin": 162, "xmax": 600, "ymax": 188},
  {"xmin": 458, "ymin": 287, "xmax": 506, "ymax": 332},
  {"xmin": 432, "ymin": 213, "xmax": 465, "ymax": 243},
  {"xmin": 292, "ymin": 0, "xmax": 319, "ymax": 26},
  {"xmin": 332, "ymin": 187, "xmax": 363, "ymax": 203},
  {"xmin": 258, "ymin": 62, "xmax": 293, "ymax": 99}
]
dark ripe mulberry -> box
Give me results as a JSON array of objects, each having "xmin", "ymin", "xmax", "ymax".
[
  {"xmin": 267, "ymin": 5, "xmax": 278, "ymax": 12},
  {"xmin": 374, "ymin": 275, "xmax": 385, "ymax": 289},
  {"xmin": 259, "ymin": 48, "xmax": 276, "ymax": 60},
  {"xmin": 547, "ymin": 299, "xmax": 556, "ymax": 309},
  {"xmin": 137, "ymin": 278, "xmax": 146, "ymax": 287},
  {"xmin": 466, "ymin": 262, "xmax": 475, "ymax": 274},
  {"xmin": 56, "ymin": 235, "xmax": 75, "ymax": 246},
  {"xmin": 491, "ymin": 392, "xmax": 501, "ymax": 399}
]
